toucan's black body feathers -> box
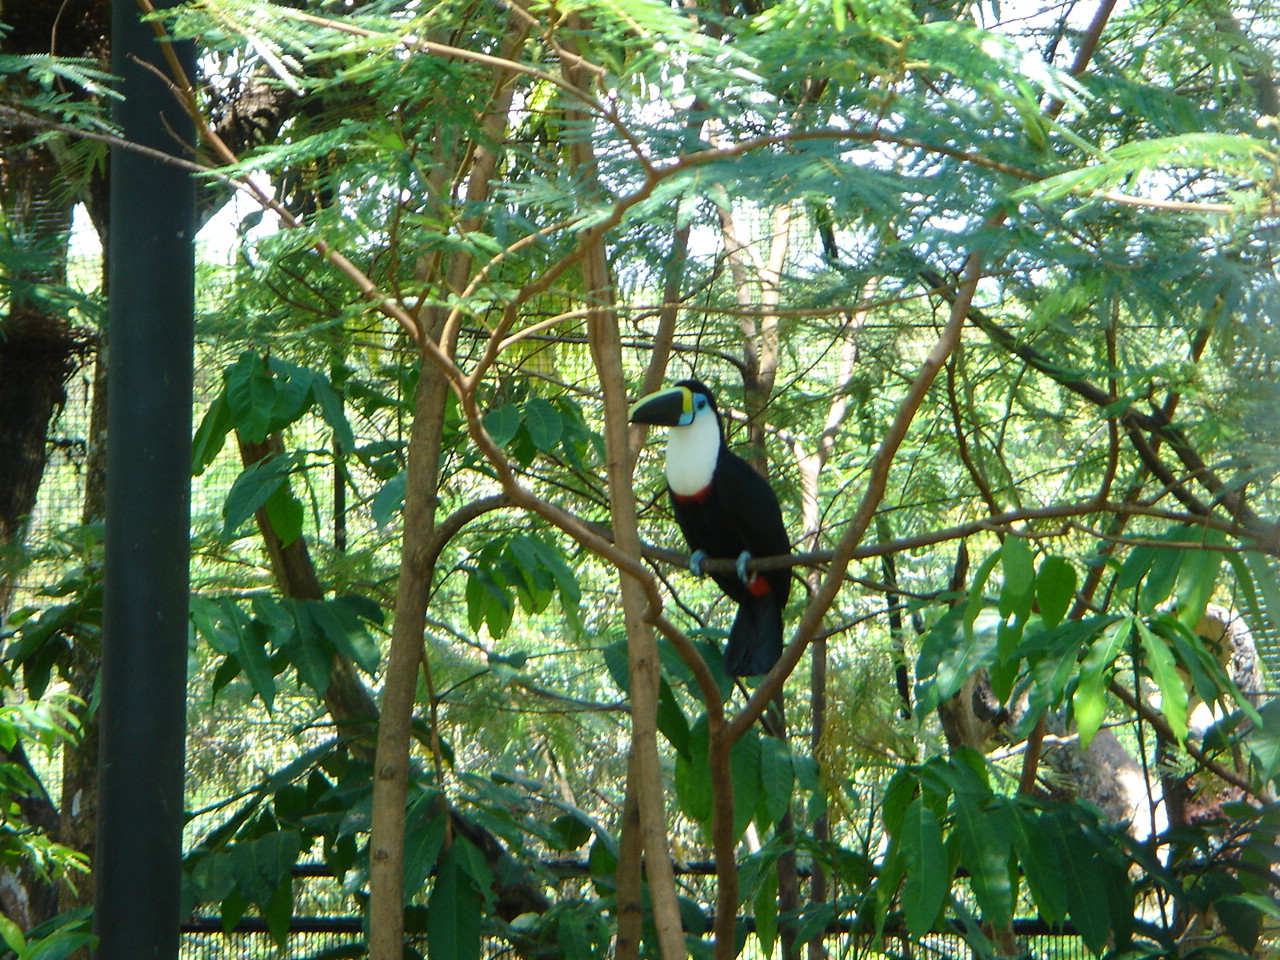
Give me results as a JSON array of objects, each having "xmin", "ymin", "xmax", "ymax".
[
  {"xmin": 629, "ymin": 379, "xmax": 791, "ymax": 677},
  {"xmin": 669, "ymin": 445, "xmax": 791, "ymax": 675}
]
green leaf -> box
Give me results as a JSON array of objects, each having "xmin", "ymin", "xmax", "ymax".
[
  {"xmin": 25, "ymin": 928, "xmax": 98, "ymax": 960},
  {"xmin": 881, "ymin": 768, "xmax": 917, "ymax": 838},
  {"xmin": 1137, "ymin": 617, "xmax": 1188, "ymax": 743},
  {"xmin": 1245, "ymin": 699, "xmax": 1280, "ymax": 781},
  {"xmin": 1115, "ymin": 542, "xmax": 1157, "ymax": 593},
  {"xmin": 0, "ymin": 916, "xmax": 25, "ymax": 955},
  {"xmin": 224, "ymin": 353, "xmax": 277, "ymax": 444},
  {"xmin": 236, "ymin": 620, "xmax": 277, "ymax": 711},
  {"xmin": 371, "ymin": 470, "xmax": 406, "ymax": 526},
  {"xmin": 916, "ymin": 607, "xmax": 1001, "ymax": 714},
  {"xmin": 730, "ymin": 727, "xmax": 763, "ymax": 842},
  {"xmin": 309, "ymin": 371, "xmax": 356, "ymax": 453},
  {"xmin": 484, "ymin": 404, "xmax": 521, "ymax": 447},
  {"xmin": 964, "ymin": 551, "xmax": 1003, "ymax": 642},
  {"xmin": 1042, "ymin": 808, "xmax": 1111, "ymax": 953},
  {"xmin": 1073, "ymin": 617, "xmax": 1133, "ymax": 748},
  {"xmin": 288, "ymin": 602, "xmax": 333, "ymax": 697},
  {"xmin": 192, "ymin": 391, "xmax": 234, "ymax": 476},
  {"xmin": 262, "ymin": 874, "xmax": 293, "ymax": 949},
  {"xmin": 221, "ymin": 455, "xmax": 296, "ymax": 540},
  {"xmin": 1141, "ymin": 541, "xmax": 1184, "ymax": 612},
  {"xmin": 403, "ymin": 802, "xmax": 447, "ymax": 895},
  {"xmin": 557, "ymin": 911, "xmax": 593, "ymax": 960},
  {"xmin": 951, "ymin": 791, "xmax": 1013, "ymax": 928},
  {"xmin": 674, "ymin": 714, "xmax": 712, "ymax": 823},
  {"xmin": 263, "ymin": 484, "xmax": 304, "ymax": 546},
  {"xmin": 1007, "ymin": 800, "xmax": 1066, "ymax": 925},
  {"xmin": 230, "ymin": 830, "xmax": 302, "ymax": 907},
  {"xmin": 753, "ymin": 867, "xmax": 779, "ymax": 956},
  {"xmin": 465, "ymin": 567, "xmax": 513, "ymax": 638},
  {"xmin": 758, "ymin": 736, "xmax": 794, "ymax": 829},
  {"xmin": 900, "ymin": 797, "xmax": 948, "ymax": 939},
  {"xmin": 656, "ymin": 679, "xmax": 691, "ymax": 758},
  {"xmin": 523, "ymin": 397, "xmax": 562, "ymax": 452},
  {"xmin": 1035, "ymin": 556, "xmax": 1077, "ymax": 628},
  {"xmin": 426, "ymin": 846, "xmax": 482, "ymax": 960},
  {"xmin": 999, "ymin": 537, "xmax": 1035, "ymax": 621},
  {"xmin": 311, "ymin": 597, "xmax": 382, "ymax": 675},
  {"xmin": 1242, "ymin": 553, "xmax": 1280, "ymax": 643}
]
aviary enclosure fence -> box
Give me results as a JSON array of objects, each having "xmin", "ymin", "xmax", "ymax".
[{"xmin": 15, "ymin": 329, "xmax": 1120, "ymax": 960}]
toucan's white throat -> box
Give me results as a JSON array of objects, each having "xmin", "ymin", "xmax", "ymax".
[{"xmin": 664, "ymin": 404, "xmax": 720, "ymax": 496}]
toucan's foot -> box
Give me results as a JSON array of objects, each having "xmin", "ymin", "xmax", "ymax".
[
  {"xmin": 736, "ymin": 550, "xmax": 753, "ymax": 584},
  {"xmin": 689, "ymin": 550, "xmax": 709, "ymax": 576}
]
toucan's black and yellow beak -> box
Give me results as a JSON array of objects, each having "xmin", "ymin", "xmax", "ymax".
[{"xmin": 628, "ymin": 386, "xmax": 695, "ymax": 427}]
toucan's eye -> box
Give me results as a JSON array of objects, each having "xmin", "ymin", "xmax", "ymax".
[{"xmin": 693, "ymin": 394, "xmax": 708, "ymax": 410}]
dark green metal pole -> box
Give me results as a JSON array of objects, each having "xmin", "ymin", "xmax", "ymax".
[{"xmin": 95, "ymin": 1, "xmax": 195, "ymax": 956}]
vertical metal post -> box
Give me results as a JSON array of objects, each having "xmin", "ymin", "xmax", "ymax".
[{"xmin": 95, "ymin": 1, "xmax": 195, "ymax": 956}]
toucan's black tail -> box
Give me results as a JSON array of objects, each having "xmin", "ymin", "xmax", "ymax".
[{"xmin": 724, "ymin": 595, "xmax": 783, "ymax": 677}]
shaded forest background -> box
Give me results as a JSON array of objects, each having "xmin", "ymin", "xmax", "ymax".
[{"xmin": 1, "ymin": 0, "xmax": 1280, "ymax": 958}]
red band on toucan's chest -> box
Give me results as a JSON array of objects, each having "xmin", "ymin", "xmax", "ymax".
[{"xmin": 671, "ymin": 484, "xmax": 713, "ymax": 504}]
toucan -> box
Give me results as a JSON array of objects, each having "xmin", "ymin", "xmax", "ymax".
[{"xmin": 628, "ymin": 379, "xmax": 792, "ymax": 676}]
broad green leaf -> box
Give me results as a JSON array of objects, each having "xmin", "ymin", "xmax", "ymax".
[
  {"xmin": 263, "ymin": 484, "xmax": 304, "ymax": 546},
  {"xmin": 224, "ymin": 353, "xmax": 277, "ymax": 443},
  {"xmin": 310, "ymin": 597, "xmax": 382, "ymax": 675},
  {"xmin": 881, "ymin": 767, "xmax": 917, "ymax": 837},
  {"xmin": 309, "ymin": 370, "xmax": 356, "ymax": 453},
  {"xmin": 1115, "ymin": 542, "xmax": 1157, "ymax": 593},
  {"xmin": 557, "ymin": 910, "xmax": 593, "ymax": 960},
  {"xmin": 1245, "ymin": 699, "xmax": 1280, "ymax": 781},
  {"xmin": 900, "ymin": 797, "xmax": 948, "ymax": 939},
  {"xmin": 1073, "ymin": 617, "xmax": 1133, "ymax": 748},
  {"xmin": 191, "ymin": 596, "xmax": 244, "ymax": 656},
  {"xmin": 730, "ymin": 727, "xmax": 763, "ymax": 842},
  {"xmin": 192, "ymin": 391, "xmax": 233, "ymax": 476},
  {"xmin": 656, "ymin": 679, "xmax": 691, "ymax": 758},
  {"xmin": 1137, "ymin": 617, "xmax": 1189, "ymax": 743},
  {"xmin": 1007, "ymin": 800, "xmax": 1066, "ymax": 925},
  {"xmin": 916, "ymin": 607, "xmax": 1000, "ymax": 714},
  {"xmin": 999, "ymin": 537, "xmax": 1035, "ymax": 620},
  {"xmin": 371, "ymin": 470, "xmax": 406, "ymax": 526},
  {"xmin": 1041, "ymin": 809, "xmax": 1112, "ymax": 953},
  {"xmin": 0, "ymin": 916, "xmax": 24, "ymax": 955},
  {"xmin": 549, "ymin": 812, "xmax": 592, "ymax": 851},
  {"xmin": 674, "ymin": 715, "xmax": 712, "ymax": 823},
  {"xmin": 426, "ymin": 846, "xmax": 482, "ymax": 960},
  {"xmin": 964, "ymin": 551, "xmax": 1003, "ymax": 643},
  {"xmin": 221, "ymin": 455, "xmax": 296, "ymax": 540},
  {"xmin": 262, "ymin": 875, "xmax": 292, "ymax": 949},
  {"xmin": 484, "ymin": 404, "xmax": 521, "ymax": 447},
  {"xmin": 403, "ymin": 802, "xmax": 447, "ymax": 895},
  {"xmin": 951, "ymin": 791, "xmax": 1013, "ymax": 928},
  {"xmin": 289, "ymin": 602, "xmax": 333, "ymax": 697},
  {"xmin": 523, "ymin": 397, "xmax": 562, "ymax": 452},
  {"xmin": 230, "ymin": 829, "xmax": 302, "ymax": 907},
  {"xmin": 24, "ymin": 928, "xmax": 97, "ymax": 960},
  {"xmin": 1141, "ymin": 542, "xmax": 1184, "ymax": 612},
  {"xmin": 1035, "ymin": 556, "xmax": 1077, "ymax": 628},
  {"xmin": 1173, "ymin": 530, "xmax": 1224, "ymax": 630},
  {"xmin": 754, "ymin": 866, "xmax": 779, "ymax": 956},
  {"xmin": 236, "ymin": 620, "xmax": 277, "ymax": 711},
  {"xmin": 758, "ymin": 735, "xmax": 794, "ymax": 829}
]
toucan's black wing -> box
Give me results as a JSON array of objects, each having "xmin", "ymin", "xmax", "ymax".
[{"xmin": 710, "ymin": 449, "xmax": 792, "ymax": 603}]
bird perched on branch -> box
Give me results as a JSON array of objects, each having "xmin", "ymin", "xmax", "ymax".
[{"xmin": 628, "ymin": 379, "xmax": 792, "ymax": 676}]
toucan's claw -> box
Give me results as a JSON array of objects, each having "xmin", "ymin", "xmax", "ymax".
[
  {"xmin": 689, "ymin": 550, "xmax": 709, "ymax": 576},
  {"xmin": 737, "ymin": 550, "xmax": 752, "ymax": 584}
]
